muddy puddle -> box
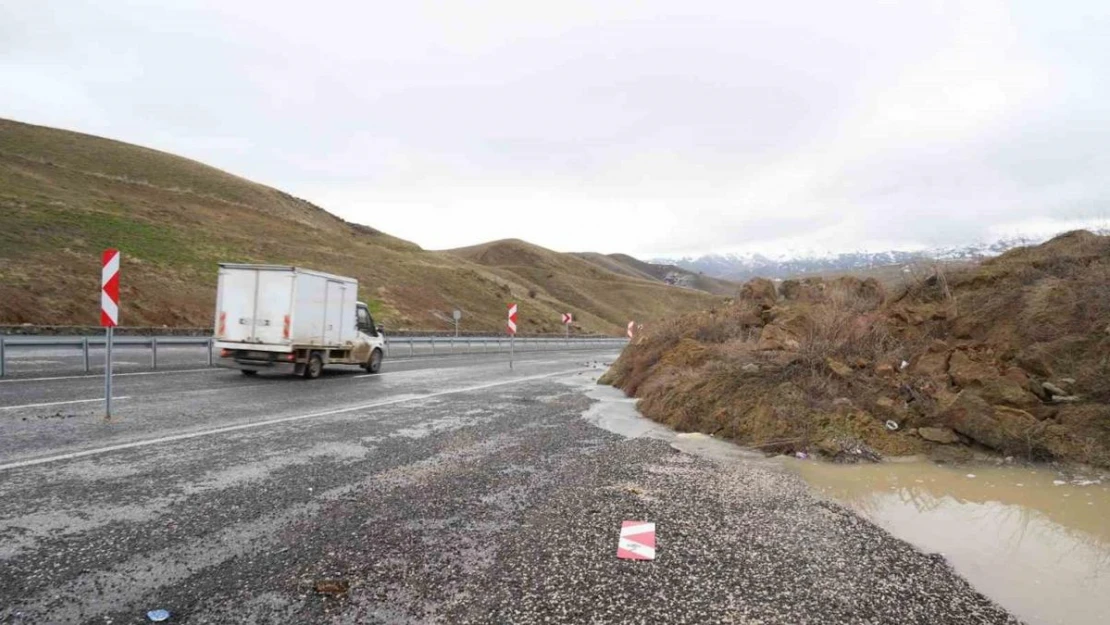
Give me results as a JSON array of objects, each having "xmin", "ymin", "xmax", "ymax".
[
  {"xmin": 579, "ymin": 381, "xmax": 1110, "ymax": 625},
  {"xmin": 789, "ymin": 459, "xmax": 1110, "ymax": 625}
]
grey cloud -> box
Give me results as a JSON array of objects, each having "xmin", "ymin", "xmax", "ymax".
[{"xmin": 1, "ymin": 1, "xmax": 1107, "ymax": 257}]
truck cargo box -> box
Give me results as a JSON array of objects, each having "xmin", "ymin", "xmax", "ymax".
[{"xmin": 214, "ymin": 264, "xmax": 358, "ymax": 351}]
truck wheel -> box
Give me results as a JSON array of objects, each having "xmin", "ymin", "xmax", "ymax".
[
  {"xmin": 304, "ymin": 353, "xmax": 323, "ymax": 380},
  {"xmin": 241, "ymin": 370, "xmax": 258, "ymax": 377},
  {"xmin": 365, "ymin": 349, "xmax": 383, "ymax": 374}
]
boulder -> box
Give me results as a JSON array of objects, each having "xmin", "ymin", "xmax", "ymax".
[
  {"xmin": 1003, "ymin": 367, "xmax": 1030, "ymax": 388},
  {"xmin": 980, "ymin": 377, "xmax": 1039, "ymax": 408},
  {"xmin": 738, "ymin": 278, "xmax": 778, "ymax": 309},
  {"xmin": 1017, "ymin": 351, "xmax": 1054, "ymax": 378},
  {"xmin": 756, "ymin": 309, "xmax": 812, "ymax": 351},
  {"xmin": 993, "ymin": 406, "xmax": 1040, "ymax": 430},
  {"xmin": 780, "ymin": 278, "xmax": 826, "ymax": 302},
  {"xmin": 756, "ymin": 323, "xmax": 801, "ymax": 351},
  {"xmin": 948, "ymin": 351, "xmax": 995, "ymax": 387},
  {"xmin": 911, "ymin": 351, "xmax": 949, "ymax": 378},
  {"xmin": 918, "ymin": 427, "xmax": 961, "ymax": 444},
  {"xmin": 875, "ymin": 362, "xmax": 895, "ymax": 376},
  {"xmin": 948, "ymin": 351, "xmax": 1037, "ymax": 407},
  {"xmin": 940, "ymin": 391, "xmax": 1040, "ymax": 454},
  {"xmin": 928, "ymin": 339, "xmax": 950, "ymax": 353},
  {"xmin": 741, "ymin": 363, "xmax": 760, "ymax": 373}
]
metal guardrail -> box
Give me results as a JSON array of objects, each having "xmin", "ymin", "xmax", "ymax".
[
  {"xmin": 0, "ymin": 335, "xmax": 627, "ymax": 377},
  {"xmin": 0, "ymin": 336, "xmax": 215, "ymax": 377},
  {"xmin": 382, "ymin": 336, "xmax": 627, "ymax": 358}
]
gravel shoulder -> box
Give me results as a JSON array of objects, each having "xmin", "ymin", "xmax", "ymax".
[{"xmin": 0, "ymin": 366, "xmax": 1019, "ymax": 624}]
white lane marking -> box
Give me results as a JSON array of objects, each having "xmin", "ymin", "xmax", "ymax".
[
  {"xmin": 0, "ymin": 368, "xmax": 584, "ymax": 472},
  {"xmin": 0, "ymin": 397, "xmax": 132, "ymax": 411}
]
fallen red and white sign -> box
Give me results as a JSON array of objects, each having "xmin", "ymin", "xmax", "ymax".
[
  {"xmin": 616, "ymin": 520, "xmax": 655, "ymax": 560},
  {"xmin": 561, "ymin": 312, "xmax": 573, "ymax": 325}
]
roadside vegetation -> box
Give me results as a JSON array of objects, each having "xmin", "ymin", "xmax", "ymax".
[{"xmin": 601, "ymin": 230, "xmax": 1110, "ymax": 467}]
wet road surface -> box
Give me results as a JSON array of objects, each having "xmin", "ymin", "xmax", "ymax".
[{"xmin": 0, "ymin": 351, "xmax": 1019, "ymax": 624}]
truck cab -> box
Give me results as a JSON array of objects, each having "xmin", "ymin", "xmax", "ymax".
[{"xmin": 353, "ymin": 301, "xmax": 386, "ymax": 373}]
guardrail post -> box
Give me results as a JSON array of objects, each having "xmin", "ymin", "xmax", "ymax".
[
  {"xmin": 409, "ymin": 338, "xmax": 415, "ymax": 358},
  {"xmin": 467, "ymin": 336, "xmax": 471, "ymax": 354},
  {"xmin": 83, "ymin": 337, "xmax": 90, "ymax": 372},
  {"xmin": 431, "ymin": 337, "xmax": 436, "ymax": 355},
  {"xmin": 0, "ymin": 336, "xmax": 5, "ymax": 378},
  {"xmin": 150, "ymin": 337, "xmax": 157, "ymax": 369},
  {"xmin": 208, "ymin": 338, "xmax": 214, "ymax": 367}
]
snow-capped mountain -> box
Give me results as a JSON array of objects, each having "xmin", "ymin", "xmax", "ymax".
[{"xmin": 652, "ymin": 237, "xmax": 1041, "ymax": 281}]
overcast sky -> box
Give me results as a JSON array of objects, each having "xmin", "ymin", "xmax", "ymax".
[{"xmin": 2, "ymin": 0, "xmax": 1107, "ymax": 259}]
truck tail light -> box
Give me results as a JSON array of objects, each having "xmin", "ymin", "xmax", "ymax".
[
  {"xmin": 220, "ymin": 349, "xmax": 231, "ymax": 358},
  {"xmin": 283, "ymin": 315, "xmax": 291, "ymax": 339},
  {"xmin": 218, "ymin": 312, "xmax": 227, "ymax": 337},
  {"xmin": 284, "ymin": 353, "xmax": 295, "ymax": 361}
]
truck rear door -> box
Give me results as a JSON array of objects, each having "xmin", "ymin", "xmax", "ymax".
[
  {"xmin": 253, "ymin": 270, "xmax": 295, "ymax": 345},
  {"xmin": 216, "ymin": 267, "xmax": 294, "ymax": 345},
  {"xmin": 216, "ymin": 268, "xmax": 258, "ymax": 343}
]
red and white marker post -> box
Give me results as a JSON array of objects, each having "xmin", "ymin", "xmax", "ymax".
[
  {"xmin": 101, "ymin": 249, "xmax": 120, "ymax": 418},
  {"xmin": 561, "ymin": 312, "xmax": 573, "ymax": 339},
  {"xmin": 627, "ymin": 320, "xmax": 635, "ymax": 339},
  {"xmin": 507, "ymin": 303, "xmax": 518, "ymax": 369}
]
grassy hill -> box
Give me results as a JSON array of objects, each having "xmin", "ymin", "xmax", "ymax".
[
  {"xmin": 0, "ymin": 118, "xmax": 723, "ymax": 334},
  {"xmin": 446, "ymin": 240, "xmax": 724, "ymax": 333}
]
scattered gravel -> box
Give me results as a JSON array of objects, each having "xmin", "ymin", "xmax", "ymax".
[{"xmin": 0, "ymin": 364, "xmax": 1019, "ymax": 624}]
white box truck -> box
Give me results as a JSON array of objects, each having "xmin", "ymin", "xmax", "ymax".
[{"xmin": 213, "ymin": 264, "xmax": 385, "ymax": 379}]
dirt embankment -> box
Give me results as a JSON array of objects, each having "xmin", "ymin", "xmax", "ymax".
[{"xmin": 600, "ymin": 230, "xmax": 1110, "ymax": 467}]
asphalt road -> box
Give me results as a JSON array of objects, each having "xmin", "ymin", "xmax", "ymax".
[{"xmin": 0, "ymin": 350, "xmax": 1019, "ymax": 624}]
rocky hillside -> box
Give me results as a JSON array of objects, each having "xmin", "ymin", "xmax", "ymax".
[
  {"xmin": 0, "ymin": 118, "xmax": 724, "ymax": 334},
  {"xmin": 602, "ymin": 231, "xmax": 1110, "ymax": 467}
]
